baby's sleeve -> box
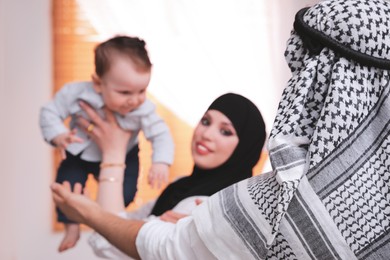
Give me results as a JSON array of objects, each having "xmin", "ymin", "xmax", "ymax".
[
  {"xmin": 140, "ymin": 101, "xmax": 175, "ymax": 165},
  {"xmin": 39, "ymin": 83, "xmax": 78, "ymax": 143}
]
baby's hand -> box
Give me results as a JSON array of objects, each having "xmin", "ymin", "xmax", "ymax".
[
  {"xmin": 148, "ymin": 163, "xmax": 169, "ymax": 189},
  {"xmin": 52, "ymin": 129, "xmax": 84, "ymax": 159}
]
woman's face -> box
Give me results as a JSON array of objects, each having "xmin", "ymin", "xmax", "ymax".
[{"xmin": 191, "ymin": 109, "xmax": 239, "ymax": 169}]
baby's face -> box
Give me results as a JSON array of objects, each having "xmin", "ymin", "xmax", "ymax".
[{"xmin": 94, "ymin": 55, "xmax": 151, "ymax": 115}]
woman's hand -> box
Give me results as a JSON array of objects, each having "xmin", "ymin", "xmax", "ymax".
[
  {"xmin": 77, "ymin": 101, "xmax": 132, "ymax": 162},
  {"xmin": 159, "ymin": 210, "xmax": 188, "ymax": 224}
]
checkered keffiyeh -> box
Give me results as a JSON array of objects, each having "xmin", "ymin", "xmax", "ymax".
[{"xmin": 192, "ymin": 0, "xmax": 390, "ymax": 259}]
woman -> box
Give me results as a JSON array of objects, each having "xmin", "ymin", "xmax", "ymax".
[
  {"xmin": 55, "ymin": 93, "xmax": 266, "ymax": 258},
  {"xmin": 149, "ymin": 92, "xmax": 266, "ymax": 216}
]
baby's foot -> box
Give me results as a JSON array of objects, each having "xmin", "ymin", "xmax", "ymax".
[{"xmin": 58, "ymin": 223, "xmax": 80, "ymax": 252}]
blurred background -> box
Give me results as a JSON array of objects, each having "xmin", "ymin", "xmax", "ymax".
[{"xmin": 1, "ymin": 0, "xmax": 317, "ymax": 259}]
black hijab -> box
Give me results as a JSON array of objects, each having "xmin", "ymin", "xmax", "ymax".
[{"xmin": 150, "ymin": 93, "xmax": 266, "ymax": 216}]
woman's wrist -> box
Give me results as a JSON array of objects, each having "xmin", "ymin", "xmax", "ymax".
[
  {"xmin": 102, "ymin": 151, "xmax": 126, "ymax": 164},
  {"xmin": 99, "ymin": 168, "xmax": 125, "ymax": 183},
  {"xmin": 100, "ymin": 162, "xmax": 126, "ymax": 169}
]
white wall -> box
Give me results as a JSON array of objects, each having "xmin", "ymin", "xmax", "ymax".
[
  {"xmin": 0, "ymin": 0, "xmax": 99, "ymax": 259},
  {"xmin": 0, "ymin": 0, "xmax": 317, "ymax": 259}
]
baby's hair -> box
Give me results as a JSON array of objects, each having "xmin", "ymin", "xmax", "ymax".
[{"xmin": 94, "ymin": 35, "xmax": 152, "ymax": 77}]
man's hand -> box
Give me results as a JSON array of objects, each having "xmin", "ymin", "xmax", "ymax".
[{"xmin": 51, "ymin": 181, "xmax": 100, "ymax": 224}]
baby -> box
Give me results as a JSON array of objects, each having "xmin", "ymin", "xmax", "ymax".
[{"xmin": 39, "ymin": 35, "xmax": 174, "ymax": 252}]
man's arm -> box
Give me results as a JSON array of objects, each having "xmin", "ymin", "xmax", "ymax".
[
  {"xmin": 89, "ymin": 209, "xmax": 144, "ymax": 259},
  {"xmin": 51, "ymin": 182, "xmax": 144, "ymax": 259}
]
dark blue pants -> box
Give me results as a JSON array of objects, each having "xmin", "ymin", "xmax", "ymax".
[{"xmin": 55, "ymin": 145, "xmax": 139, "ymax": 223}]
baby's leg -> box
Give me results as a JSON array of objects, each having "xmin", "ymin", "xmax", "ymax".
[
  {"xmin": 55, "ymin": 152, "xmax": 89, "ymax": 252},
  {"xmin": 123, "ymin": 146, "xmax": 140, "ymax": 207},
  {"xmin": 58, "ymin": 223, "xmax": 80, "ymax": 252}
]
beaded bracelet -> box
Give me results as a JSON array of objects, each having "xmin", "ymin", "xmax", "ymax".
[{"xmin": 99, "ymin": 163, "xmax": 126, "ymax": 169}]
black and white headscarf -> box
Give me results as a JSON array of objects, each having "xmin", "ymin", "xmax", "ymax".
[{"xmin": 192, "ymin": 0, "xmax": 390, "ymax": 259}]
